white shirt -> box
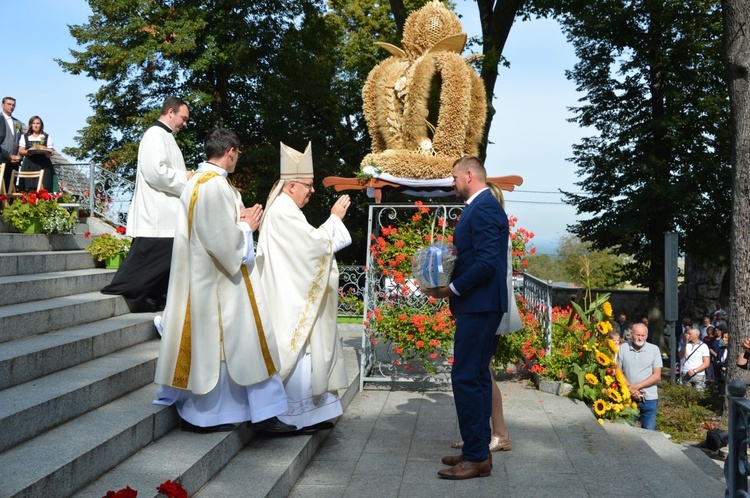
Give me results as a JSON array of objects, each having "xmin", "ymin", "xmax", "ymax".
[{"xmin": 681, "ymin": 341, "xmax": 710, "ymax": 374}]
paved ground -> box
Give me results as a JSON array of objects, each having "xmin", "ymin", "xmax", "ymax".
[{"xmin": 288, "ymin": 373, "xmax": 726, "ymax": 498}]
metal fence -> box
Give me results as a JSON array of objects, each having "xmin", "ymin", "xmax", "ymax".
[
  {"xmin": 55, "ymin": 163, "xmax": 133, "ymax": 226},
  {"xmin": 521, "ymin": 273, "xmax": 553, "ymax": 353},
  {"xmin": 359, "ymin": 203, "xmax": 464, "ymax": 389},
  {"xmin": 725, "ymin": 380, "xmax": 750, "ymax": 496}
]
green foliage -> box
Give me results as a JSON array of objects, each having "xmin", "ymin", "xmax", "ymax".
[
  {"xmin": 525, "ymin": 254, "xmax": 568, "ymax": 283},
  {"xmin": 85, "ymin": 232, "xmax": 132, "ymax": 261},
  {"xmin": 2, "ymin": 190, "xmax": 77, "ymax": 234},
  {"xmin": 549, "ymin": 0, "xmax": 730, "ymax": 296},
  {"xmin": 656, "ymin": 381, "xmax": 723, "ymax": 443},
  {"xmin": 556, "ymin": 234, "xmax": 626, "ymax": 288}
]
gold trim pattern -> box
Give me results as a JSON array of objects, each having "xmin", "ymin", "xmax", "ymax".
[
  {"xmin": 171, "ymin": 172, "xmax": 219, "ymax": 388},
  {"xmin": 289, "ymin": 255, "xmax": 328, "ymax": 353},
  {"xmin": 241, "ymin": 265, "xmax": 277, "ymax": 376}
]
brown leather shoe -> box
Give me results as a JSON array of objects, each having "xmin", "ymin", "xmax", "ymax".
[
  {"xmin": 441, "ymin": 454, "xmax": 463, "ymax": 466},
  {"xmin": 441, "ymin": 452, "xmax": 492, "ymax": 467},
  {"xmin": 437, "ymin": 458, "xmax": 492, "ymax": 480}
]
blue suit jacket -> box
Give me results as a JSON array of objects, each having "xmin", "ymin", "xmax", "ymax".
[{"xmin": 449, "ymin": 189, "xmax": 509, "ymax": 315}]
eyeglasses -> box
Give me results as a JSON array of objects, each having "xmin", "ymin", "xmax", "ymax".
[{"xmin": 294, "ymin": 181, "xmax": 314, "ymax": 190}]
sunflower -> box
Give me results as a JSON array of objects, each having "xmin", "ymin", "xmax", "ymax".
[
  {"xmin": 598, "ymin": 418, "xmax": 604, "ymax": 425},
  {"xmin": 596, "ymin": 350, "xmax": 612, "ymax": 366},
  {"xmin": 620, "ymin": 383, "xmax": 631, "ymax": 401},
  {"xmin": 631, "ymin": 402, "xmax": 638, "ymax": 409},
  {"xmin": 596, "ymin": 322, "xmax": 607, "ymax": 335},
  {"xmin": 607, "ymin": 338, "xmax": 618, "ymax": 354},
  {"xmin": 607, "ymin": 389, "xmax": 623, "ymax": 403},
  {"xmin": 602, "ymin": 301, "xmax": 613, "ymax": 317},
  {"xmin": 594, "ymin": 399, "xmax": 608, "ymax": 416},
  {"xmin": 585, "ymin": 373, "xmax": 599, "ymax": 385},
  {"xmin": 604, "ymin": 374, "xmax": 615, "ymax": 385},
  {"xmin": 615, "ymin": 369, "xmax": 627, "ymax": 386}
]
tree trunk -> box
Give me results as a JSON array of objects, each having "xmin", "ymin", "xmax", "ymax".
[
  {"xmin": 682, "ymin": 254, "xmax": 728, "ymax": 321},
  {"xmin": 724, "ymin": 0, "xmax": 750, "ymax": 394},
  {"xmin": 476, "ymin": 0, "xmax": 526, "ymax": 161}
]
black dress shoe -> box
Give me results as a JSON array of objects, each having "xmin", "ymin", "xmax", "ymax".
[
  {"xmin": 308, "ymin": 421, "xmax": 335, "ymax": 430},
  {"xmin": 181, "ymin": 420, "xmax": 236, "ymax": 434},
  {"xmin": 248, "ymin": 416, "xmax": 297, "ymax": 433}
]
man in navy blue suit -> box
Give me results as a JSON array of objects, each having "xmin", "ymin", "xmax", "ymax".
[{"xmin": 426, "ymin": 156, "xmax": 509, "ymax": 480}]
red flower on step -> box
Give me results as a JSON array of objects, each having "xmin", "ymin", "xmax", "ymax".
[
  {"xmin": 104, "ymin": 486, "xmax": 137, "ymax": 498},
  {"xmin": 84, "ymin": 231, "xmax": 91, "ymax": 239},
  {"xmin": 116, "ymin": 226, "xmax": 127, "ymax": 235},
  {"xmin": 157, "ymin": 480, "xmax": 187, "ymax": 498}
]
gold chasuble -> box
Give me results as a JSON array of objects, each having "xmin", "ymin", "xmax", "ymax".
[{"xmin": 154, "ymin": 171, "xmax": 281, "ymax": 395}]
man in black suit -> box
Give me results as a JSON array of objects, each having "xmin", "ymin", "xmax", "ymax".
[
  {"xmin": 426, "ymin": 156, "xmax": 509, "ymax": 480},
  {"xmin": 0, "ymin": 97, "xmax": 22, "ymax": 193}
]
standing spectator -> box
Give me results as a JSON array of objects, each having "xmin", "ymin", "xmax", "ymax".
[
  {"xmin": 711, "ymin": 302, "xmax": 728, "ymax": 327},
  {"xmin": 699, "ymin": 316, "xmax": 711, "ymax": 340},
  {"xmin": 254, "ymin": 141, "xmax": 351, "ymax": 433},
  {"xmin": 153, "ymin": 128, "xmax": 293, "ymax": 434},
  {"xmin": 679, "ymin": 327, "xmax": 711, "ymax": 390},
  {"xmin": 613, "ymin": 314, "xmax": 627, "ymax": 335},
  {"xmin": 617, "ymin": 323, "xmax": 662, "ymax": 430},
  {"xmin": 425, "ymin": 156, "xmax": 508, "ymax": 480},
  {"xmin": 0, "ymin": 97, "xmax": 22, "ymax": 193},
  {"xmin": 101, "ymin": 97, "xmax": 191, "ymax": 312},
  {"xmin": 712, "ymin": 329, "xmax": 728, "ymax": 380},
  {"xmin": 641, "ymin": 316, "xmax": 655, "ymax": 344},
  {"xmin": 18, "ymin": 116, "xmax": 56, "ymax": 192}
]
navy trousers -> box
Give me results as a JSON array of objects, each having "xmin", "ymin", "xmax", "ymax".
[{"xmin": 452, "ymin": 311, "xmax": 502, "ymax": 462}]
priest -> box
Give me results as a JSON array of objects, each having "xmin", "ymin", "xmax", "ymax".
[
  {"xmin": 153, "ymin": 128, "xmax": 293, "ymax": 434},
  {"xmin": 253, "ymin": 141, "xmax": 351, "ymax": 432}
]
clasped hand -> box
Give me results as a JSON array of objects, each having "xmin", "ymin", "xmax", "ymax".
[{"xmin": 240, "ymin": 204, "xmax": 263, "ymax": 232}]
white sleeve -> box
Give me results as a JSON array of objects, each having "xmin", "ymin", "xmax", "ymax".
[
  {"xmin": 321, "ymin": 214, "xmax": 352, "ymax": 253},
  {"xmin": 238, "ymin": 221, "xmax": 255, "ymax": 267}
]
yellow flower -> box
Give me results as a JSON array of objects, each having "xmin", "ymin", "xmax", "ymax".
[
  {"xmin": 602, "ymin": 301, "xmax": 613, "ymax": 317},
  {"xmin": 620, "ymin": 383, "xmax": 631, "ymax": 401},
  {"xmin": 611, "ymin": 403, "xmax": 623, "ymax": 413},
  {"xmin": 608, "ymin": 389, "xmax": 623, "ymax": 403},
  {"xmin": 604, "ymin": 375, "xmax": 615, "ymax": 386},
  {"xmin": 594, "ymin": 399, "xmax": 608, "ymax": 416},
  {"xmin": 631, "ymin": 402, "xmax": 638, "ymax": 409},
  {"xmin": 596, "ymin": 350, "xmax": 612, "ymax": 366},
  {"xmin": 598, "ymin": 418, "xmax": 604, "ymax": 425},
  {"xmin": 615, "ymin": 369, "xmax": 627, "ymax": 386},
  {"xmin": 596, "ymin": 322, "xmax": 607, "ymax": 334},
  {"xmin": 585, "ymin": 373, "xmax": 599, "ymax": 385},
  {"xmin": 607, "ymin": 339, "xmax": 618, "ymax": 354}
]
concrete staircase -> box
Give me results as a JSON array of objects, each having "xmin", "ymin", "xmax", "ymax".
[{"xmin": 0, "ymin": 228, "xmax": 361, "ymax": 498}]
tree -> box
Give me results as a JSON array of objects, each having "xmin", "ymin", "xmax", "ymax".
[
  {"xmin": 525, "ymin": 253, "xmax": 568, "ymax": 283},
  {"xmin": 724, "ymin": 0, "xmax": 750, "ymax": 386},
  {"xmin": 556, "ymin": 234, "xmax": 625, "ymax": 289},
  {"xmin": 547, "ymin": 0, "xmax": 730, "ymax": 330},
  {"xmin": 59, "ymin": 0, "xmax": 378, "ymax": 262}
]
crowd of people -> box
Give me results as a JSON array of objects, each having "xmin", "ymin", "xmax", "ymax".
[{"xmin": 0, "ymin": 96, "xmax": 58, "ymax": 193}]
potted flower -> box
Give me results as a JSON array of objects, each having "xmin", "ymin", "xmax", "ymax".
[
  {"xmin": 1, "ymin": 189, "xmax": 77, "ymax": 234},
  {"xmin": 85, "ymin": 226, "xmax": 131, "ymax": 269}
]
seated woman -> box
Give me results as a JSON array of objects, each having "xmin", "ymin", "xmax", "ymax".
[{"xmin": 17, "ymin": 116, "xmax": 56, "ymax": 192}]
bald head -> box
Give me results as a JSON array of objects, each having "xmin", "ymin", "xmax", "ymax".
[{"xmin": 632, "ymin": 323, "xmax": 648, "ymax": 348}]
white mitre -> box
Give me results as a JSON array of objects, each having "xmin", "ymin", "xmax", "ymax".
[
  {"xmin": 261, "ymin": 141, "xmax": 315, "ymax": 229},
  {"xmin": 280, "ymin": 141, "xmax": 314, "ymax": 179}
]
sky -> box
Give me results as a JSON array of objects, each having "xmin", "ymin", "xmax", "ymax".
[{"xmin": 6, "ymin": 0, "xmax": 588, "ymax": 254}]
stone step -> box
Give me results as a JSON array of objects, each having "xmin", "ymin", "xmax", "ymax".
[
  {"xmin": 0, "ymin": 268, "xmax": 114, "ymax": 306},
  {"xmin": 73, "ymin": 347, "xmax": 360, "ymax": 498},
  {"xmin": 0, "ymin": 233, "xmax": 89, "ymax": 253},
  {"xmin": 0, "ymin": 249, "xmax": 97, "ymax": 277},
  {"xmin": 0, "ymin": 291, "xmax": 130, "ymax": 344},
  {"xmin": 0, "ymin": 385, "xmax": 175, "ymax": 498},
  {"xmin": 0, "ymin": 340, "xmax": 159, "ymax": 454},
  {"xmin": 603, "ymin": 422, "xmax": 725, "ymax": 495},
  {"xmin": 193, "ymin": 347, "xmax": 361, "ymax": 498},
  {"xmin": 0, "ymin": 313, "xmax": 157, "ymax": 390}
]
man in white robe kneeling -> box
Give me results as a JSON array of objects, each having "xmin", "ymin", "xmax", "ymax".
[
  {"xmin": 254, "ymin": 141, "xmax": 352, "ymax": 433},
  {"xmin": 153, "ymin": 128, "xmax": 295, "ymax": 434}
]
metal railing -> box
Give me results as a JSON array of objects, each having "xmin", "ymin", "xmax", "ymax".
[
  {"xmin": 55, "ymin": 163, "xmax": 134, "ymax": 226},
  {"xmin": 521, "ymin": 273, "xmax": 553, "ymax": 352},
  {"xmin": 725, "ymin": 380, "xmax": 750, "ymax": 496},
  {"xmin": 337, "ymin": 265, "xmax": 367, "ymax": 317}
]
